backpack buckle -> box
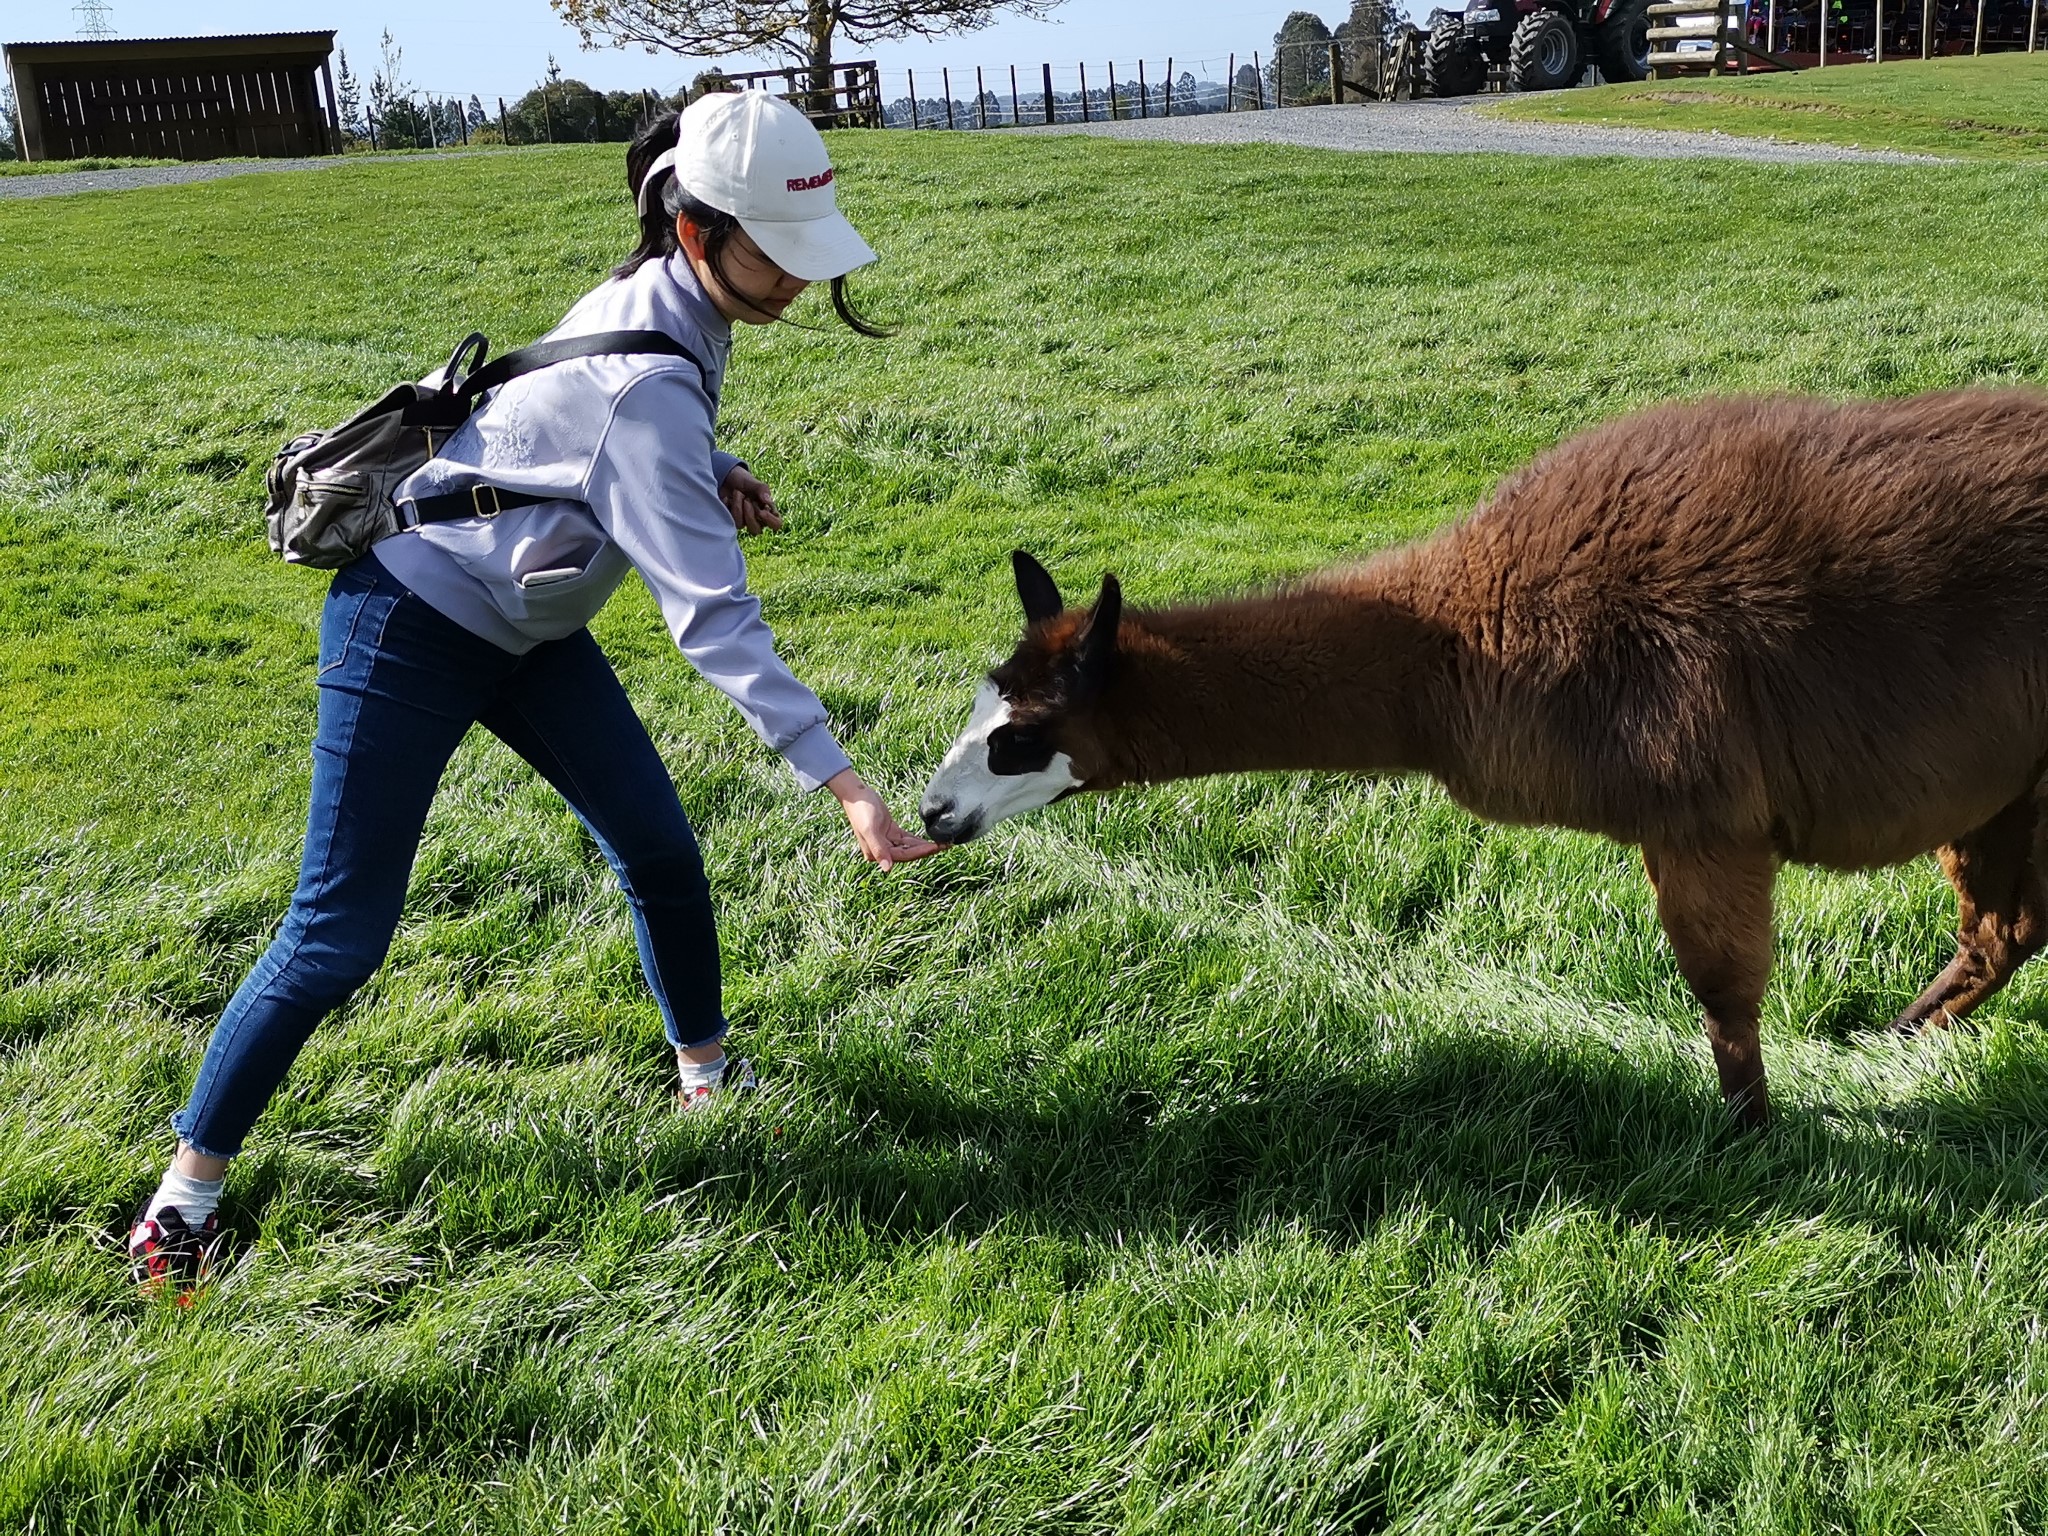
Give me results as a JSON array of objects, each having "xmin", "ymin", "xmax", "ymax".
[{"xmin": 471, "ymin": 485, "xmax": 505, "ymax": 519}]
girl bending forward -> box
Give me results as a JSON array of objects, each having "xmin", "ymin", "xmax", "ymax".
[{"xmin": 130, "ymin": 93, "xmax": 942, "ymax": 1297}]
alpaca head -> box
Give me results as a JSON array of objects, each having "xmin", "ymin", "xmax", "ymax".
[{"xmin": 921, "ymin": 551, "xmax": 1122, "ymax": 843}]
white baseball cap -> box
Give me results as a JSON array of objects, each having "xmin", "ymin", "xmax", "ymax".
[{"xmin": 637, "ymin": 91, "xmax": 876, "ymax": 283}]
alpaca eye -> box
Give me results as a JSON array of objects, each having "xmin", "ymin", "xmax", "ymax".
[{"xmin": 987, "ymin": 724, "xmax": 1054, "ymax": 777}]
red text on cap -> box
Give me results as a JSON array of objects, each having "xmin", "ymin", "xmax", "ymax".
[{"xmin": 786, "ymin": 169, "xmax": 834, "ymax": 192}]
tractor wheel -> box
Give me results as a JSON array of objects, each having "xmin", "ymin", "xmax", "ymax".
[
  {"xmin": 1423, "ymin": 17, "xmax": 1487, "ymax": 98},
  {"xmin": 1595, "ymin": 0, "xmax": 1654, "ymax": 81},
  {"xmin": 1508, "ymin": 8, "xmax": 1585, "ymax": 90}
]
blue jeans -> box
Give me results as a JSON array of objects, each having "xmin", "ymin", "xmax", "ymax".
[{"xmin": 172, "ymin": 558, "xmax": 725, "ymax": 1160}]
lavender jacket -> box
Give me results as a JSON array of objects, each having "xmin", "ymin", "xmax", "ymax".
[{"xmin": 377, "ymin": 253, "xmax": 850, "ymax": 791}]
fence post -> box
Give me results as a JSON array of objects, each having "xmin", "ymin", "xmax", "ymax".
[
  {"xmin": 977, "ymin": 66, "xmax": 988, "ymax": 127},
  {"xmin": 1138, "ymin": 58, "xmax": 1148, "ymax": 117},
  {"xmin": 1330, "ymin": 39, "xmax": 1344, "ymax": 102},
  {"xmin": 1079, "ymin": 61, "xmax": 1089, "ymax": 120},
  {"xmin": 1010, "ymin": 63, "xmax": 1020, "ymax": 123},
  {"xmin": 1876, "ymin": 0, "xmax": 1885, "ymax": 58},
  {"xmin": 1922, "ymin": 0, "xmax": 1933, "ymax": 55},
  {"xmin": 1165, "ymin": 56, "xmax": 1174, "ymax": 115},
  {"xmin": 1227, "ymin": 52, "xmax": 1235, "ymax": 108},
  {"xmin": 457, "ymin": 98, "xmax": 469, "ymax": 145},
  {"xmin": 1253, "ymin": 52, "xmax": 1264, "ymax": 108},
  {"xmin": 1042, "ymin": 62, "xmax": 1055, "ymax": 121},
  {"xmin": 2031, "ymin": 0, "xmax": 2040, "ymax": 50},
  {"xmin": 1973, "ymin": 0, "xmax": 1985, "ymax": 49},
  {"xmin": 497, "ymin": 96, "xmax": 509, "ymax": 143},
  {"xmin": 1819, "ymin": 0, "xmax": 1828, "ymax": 63},
  {"xmin": 943, "ymin": 67, "xmax": 956, "ymax": 128}
]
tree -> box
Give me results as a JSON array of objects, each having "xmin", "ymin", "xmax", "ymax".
[
  {"xmin": 431, "ymin": 97, "xmax": 467, "ymax": 145},
  {"xmin": 335, "ymin": 49, "xmax": 365, "ymax": 146},
  {"xmin": 1334, "ymin": 0, "xmax": 1393, "ymax": 96},
  {"xmin": 0, "ymin": 82, "xmax": 18, "ymax": 161},
  {"xmin": 1232, "ymin": 61, "xmax": 1261, "ymax": 109},
  {"xmin": 505, "ymin": 77, "xmax": 645, "ymax": 142},
  {"xmin": 468, "ymin": 94, "xmax": 488, "ymax": 131},
  {"xmin": 551, "ymin": 0, "xmax": 1069, "ymax": 117},
  {"xmin": 368, "ymin": 29, "xmax": 425, "ymax": 148},
  {"xmin": 1268, "ymin": 9, "xmax": 1334, "ymax": 105}
]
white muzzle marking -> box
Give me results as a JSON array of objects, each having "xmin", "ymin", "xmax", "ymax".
[{"xmin": 919, "ymin": 680, "xmax": 1079, "ymax": 842}]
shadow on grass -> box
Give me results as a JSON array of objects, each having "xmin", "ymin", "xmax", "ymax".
[
  {"xmin": 333, "ymin": 1021, "xmax": 2048, "ymax": 1260},
  {"xmin": 842, "ymin": 1039, "xmax": 2035, "ymax": 1249}
]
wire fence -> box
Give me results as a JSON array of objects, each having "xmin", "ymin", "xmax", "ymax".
[
  {"xmin": 880, "ymin": 57, "xmax": 1258, "ymax": 130},
  {"xmin": 869, "ymin": 44, "xmax": 1398, "ymax": 130},
  {"xmin": 338, "ymin": 38, "xmax": 1403, "ymax": 152},
  {"xmin": 352, "ymin": 85, "xmax": 679, "ymax": 150}
]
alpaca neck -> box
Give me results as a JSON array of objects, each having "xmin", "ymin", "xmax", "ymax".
[{"xmin": 1092, "ymin": 584, "xmax": 1455, "ymax": 787}]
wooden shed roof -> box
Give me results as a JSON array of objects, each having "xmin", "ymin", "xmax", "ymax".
[{"xmin": 3, "ymin": 32, "xmax": 336, "ymax": 67}]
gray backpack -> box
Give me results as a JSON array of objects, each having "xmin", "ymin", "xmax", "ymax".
[{"xmin": 265, "ymin": 328, "xmax": 702, "ymax": 569}]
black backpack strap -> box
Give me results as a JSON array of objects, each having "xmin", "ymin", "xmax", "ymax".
[
  {"xmin": 404, "ymin": 329, "xmax": 707, "ymax": 527},
  {"xmin": 456, "ymin": 329, "xmax": 704, "ymax": 400},
  {"xmin": 404, "ymin": 483, "xmax": 565, "ymax": 527}
]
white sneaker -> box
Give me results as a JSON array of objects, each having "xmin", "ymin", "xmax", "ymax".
[{"xmin": 677, "ymin": 1056, "xmax": 755, "ymax": 1109}]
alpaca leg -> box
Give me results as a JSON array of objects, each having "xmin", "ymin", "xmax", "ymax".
[
  {"xmin": 1891, "ymin": 794, "xmax": 2048, "ymax": 1033},
  {"xmin": 1645, "ymin": 843, "xmax": 1777, "ymax": 1128}
]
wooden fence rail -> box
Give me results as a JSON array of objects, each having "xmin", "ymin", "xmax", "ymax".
[{"xmin": 713, "ymin": 59, "xmax": 883, "ymax": 128}]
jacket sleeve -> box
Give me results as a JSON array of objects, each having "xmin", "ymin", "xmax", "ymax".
[
  {"xmin": 710, "ymin": 448, "xmax": 746, "ymax": 487},
  {"xmin": 582, "ymin": 369, "xmax": 851, "ymax": 792}
]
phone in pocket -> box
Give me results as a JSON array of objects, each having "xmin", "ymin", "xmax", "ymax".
[{"xmin": 517, "ymin": 566, "xmax": 585, "ymax": 589}]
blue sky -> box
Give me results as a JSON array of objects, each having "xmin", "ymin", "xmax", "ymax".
[{"xmin": 5, "ymin": 2, "xmax": 1357, "ymax": 104}]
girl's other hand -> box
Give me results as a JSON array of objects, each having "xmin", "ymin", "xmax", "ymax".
[
  {"xmin": 826, "ymin": 768, "xmax": 945, "ymax": 872},
  {"xmin": 719, "ymin": 466, "xmax": 784, "ymax": 535}
]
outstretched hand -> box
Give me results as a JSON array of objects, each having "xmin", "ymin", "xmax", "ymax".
[
  {"xmin": 719, "ymin": 465, "xmax": 783, "ymax": 535},
  {"xmin": 827, "ymin": 768, "xmax": 946, "ymax": 872}
]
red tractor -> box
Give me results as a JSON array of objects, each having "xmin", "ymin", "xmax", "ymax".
[{"xmin": 1423, "ymin": 0, "xmax": 1655, "ymax": 95}]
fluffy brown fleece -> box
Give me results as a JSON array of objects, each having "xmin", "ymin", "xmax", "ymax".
[{"xmin": 996, "ymin": 388, "xmax": 2048, "ymax": 1125}]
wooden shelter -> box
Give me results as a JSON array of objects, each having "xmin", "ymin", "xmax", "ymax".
[{"xmin": 3, "ymin": 32, "xmax": 340, "ymax": 162}]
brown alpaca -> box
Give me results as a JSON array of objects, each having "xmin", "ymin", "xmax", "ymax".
[{"xmin": 920, "ymin": 388, "xmax": 2048, "ymax": 1126}]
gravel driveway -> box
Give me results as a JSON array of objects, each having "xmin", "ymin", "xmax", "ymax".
[
  {"xmin": 0, "ymin": 150, "xmax": 489, "ymax": 200},
  {"xmin": 1017, "ymin": 98, "xmax": 1931, "ymax": 164},
  {"xmin": 0, "ymin": 101, "xmax": 1927, "ymax": 200}
]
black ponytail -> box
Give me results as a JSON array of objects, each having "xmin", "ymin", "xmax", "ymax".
[
  {"xmin": 615, "ymin": 110, "xmax": 687, "ymax": 282},
  {"xmin": 616, "ymin": 107, "xmax": 889, "ymax": 338}
]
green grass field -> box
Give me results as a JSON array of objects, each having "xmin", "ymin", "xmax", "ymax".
[
  {"xmin": 4, "ymin": 133, "xmax": 2048, "ymax": 1533},
  {"xmin": 1489, "ymin": 51, "xmax": 2048, "ymax": 157}
]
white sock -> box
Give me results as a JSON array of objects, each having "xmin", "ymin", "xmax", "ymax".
[
  {"xmin": 145, "ymin": 1167, "xmax": 225, "ymax": 1226},
  {"xmin": 676, "ymin": 1051, "xmax": 727, "ymax": 1093}
]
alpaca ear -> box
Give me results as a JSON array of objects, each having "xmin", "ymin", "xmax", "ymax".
[
  {"xmin": 1012, "ymin": 550, "xmax": 1064, "ymax": 625},
  {"xmin": 1073, "ymin": 574, "xmax": 1121, "ymax": 693}
]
